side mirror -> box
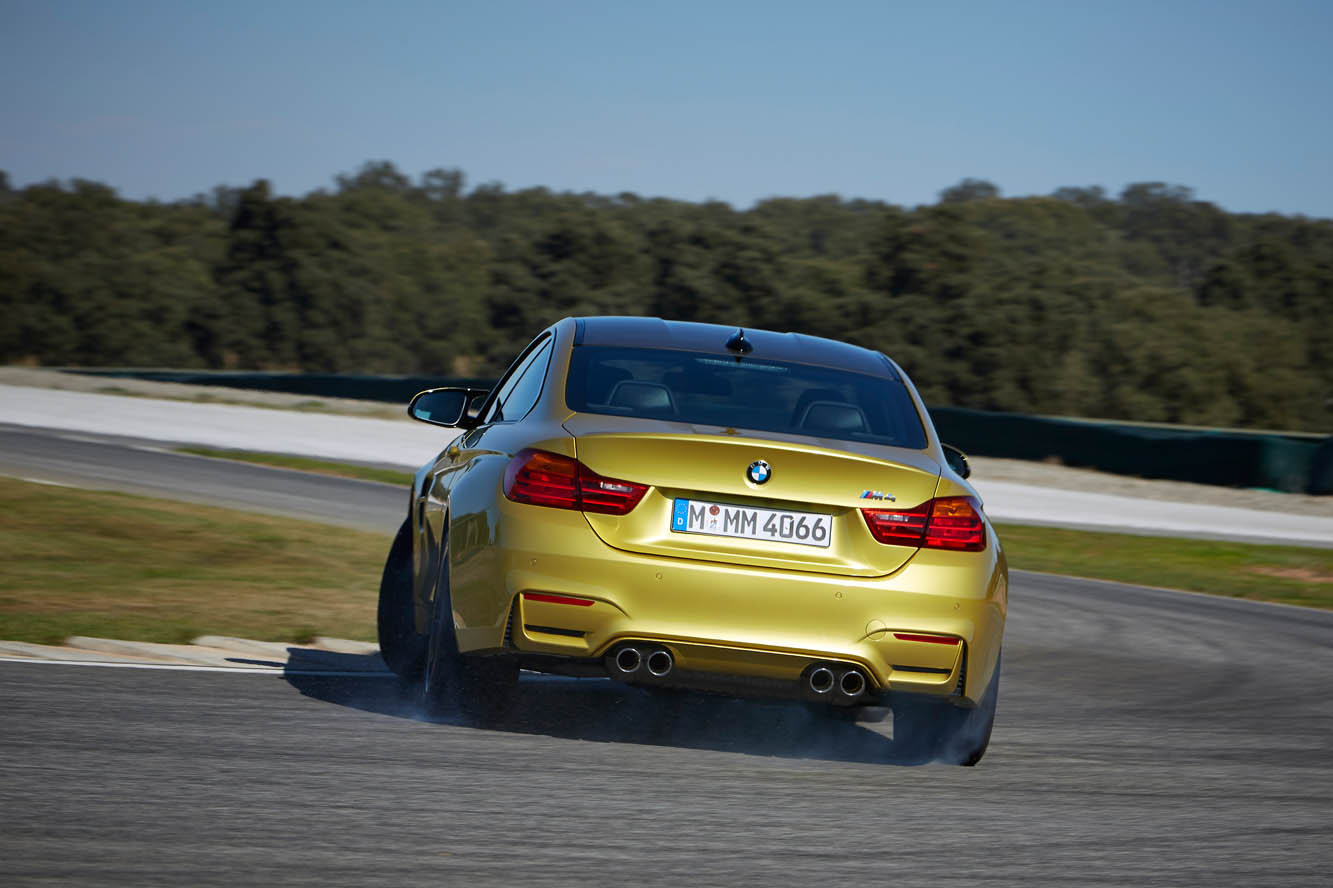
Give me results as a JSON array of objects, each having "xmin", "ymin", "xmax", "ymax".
[
  {"xmin": 942, "ymin": 443, "xmax": 971, "ymax": 479},
  {"xmin": 408, "ymin": 387, "xmax": 489, "ymax": 429}
]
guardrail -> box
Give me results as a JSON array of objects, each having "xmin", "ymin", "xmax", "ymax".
[{"xmin": 67, "ymin": 369, "xmax": 1332, "ymax": 494}]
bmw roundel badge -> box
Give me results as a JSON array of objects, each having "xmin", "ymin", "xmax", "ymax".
[{"xmin": 746, "ymin": 460, "xmax": 772, "ymax": 484}]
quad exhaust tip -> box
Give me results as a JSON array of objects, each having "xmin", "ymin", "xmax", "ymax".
[
  {"xmin": 839, "ymin": 669, "xmax": 867, "ymax": 697},
  {"xmin": 614, "ymin": 646, "xmax": 642, "ymax": 675},
  {"xmin": 646, "ymin": 649, "xmax": 674, "ymax": 677},
  {"xmin": 808, "ymin": 666, "xmax": 836, "ymax": 695}
]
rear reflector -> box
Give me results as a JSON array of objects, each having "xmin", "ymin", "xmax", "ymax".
[
  {"xmin": 521, "ymin": 592, "xmax": 595, "ymax": 607},
  {"xmin": 861, "ymin": 496, "xmax": 985, "ymax": 552},
  {"xmin": 893, "ymin": 632, "xmax": 961, "ymax": 645},
  {"xmin": 504, "ymin": 449, "xmax": 649, "ymax": 516}
]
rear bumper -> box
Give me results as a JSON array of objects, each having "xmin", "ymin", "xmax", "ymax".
[{"xmin": 454, "ymin": 506, "xmax": 1006, "ymax": 704}]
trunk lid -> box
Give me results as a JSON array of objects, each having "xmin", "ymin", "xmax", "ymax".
[{"xmin": 564, "ymin": 416, "xmax": 941, "ymax": 577}]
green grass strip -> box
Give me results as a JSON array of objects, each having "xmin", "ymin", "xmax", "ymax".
[
  {"xmin": 176, "ymin": 447, "xmax": 414, "ymax": 486},
  {"xmin": 0, "ymin": 477, "xmax": 391, "ymax": 645},
  {"xmin": 996, "ymin": 523, "xmax": 1332, "ymax": 609}
]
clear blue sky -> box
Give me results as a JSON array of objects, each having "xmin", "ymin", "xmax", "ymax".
[{"xmin": 3, "ymin": 0, "xmax": 1331, "ymax": 216}]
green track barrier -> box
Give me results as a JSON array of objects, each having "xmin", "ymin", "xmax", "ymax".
[
  {"xmin": 1311, "ymin": 439, "xmax": 1333, "ymax": 495},
  {"xmin": 67, "ymin": 370, "xmax": 1332, "ymax": 494},
  {"xmin": 930, "ymin": 407, "xmax": 1327, "ymax": 494}
]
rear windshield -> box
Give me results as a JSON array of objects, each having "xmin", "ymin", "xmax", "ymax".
[{"xmin": 566, "ymin": 346, "xmax": 928, "ymax": 449}]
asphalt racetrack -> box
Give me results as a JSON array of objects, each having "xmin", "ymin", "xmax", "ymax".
[
  {"xmin": 1, "ymin": 427, "xmax": 1331, "ymax": 885},
  {"xmin": 0, "ymin": 423, "xmax": 405, "ymax": 533}
]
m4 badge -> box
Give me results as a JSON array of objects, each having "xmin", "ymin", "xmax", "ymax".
[{"xmin": 860, "ymin": 490, "xmax": 896, "ymax": 502}]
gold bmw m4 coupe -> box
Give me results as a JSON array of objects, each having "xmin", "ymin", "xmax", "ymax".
[{"xmin": 378, "ymin": 317, "xmax": 1007, "ymax": 764}]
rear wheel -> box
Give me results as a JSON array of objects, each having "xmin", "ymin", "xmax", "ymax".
[
  {"xmin": 894, "ymin": 652, "xmax": 1000, "ymax": 766},
  {"xmin": 420, "ymin": 530, "xmax": 518, "ymax": 724},
  {"xmin": 377, "ymin": 520, "xmax": 425, "ymax": 680}
]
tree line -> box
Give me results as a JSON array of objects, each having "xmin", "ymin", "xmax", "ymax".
[{"xmin": 1, "ymin": 165, "xmax": 1329, "ymax": 432}]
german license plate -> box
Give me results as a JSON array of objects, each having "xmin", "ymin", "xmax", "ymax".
[{"xmin": 670, "ymin": 498, "xmax": 833, "ymax": 548}]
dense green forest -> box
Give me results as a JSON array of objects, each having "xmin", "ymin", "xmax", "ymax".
[{"xmin": 1, "ymin": 164, "xmax": 1330, "ymax": 432}]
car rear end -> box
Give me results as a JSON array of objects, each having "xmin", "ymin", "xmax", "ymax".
[{"xmin": 495, "ymin": 319, "xmax": 1006, "ymax": 709}]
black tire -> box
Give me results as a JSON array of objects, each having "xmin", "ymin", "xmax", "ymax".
[
  {"xmin": 377, "ymin": 519, "xmax": 425, "ymax": 679},
  {"xmin": 894, "ymin": 652, "xmax": 1000, "ymax": 766},
  {"xmin": 419, "ymin": 529, "xmax": 518, "ymax": 724}
]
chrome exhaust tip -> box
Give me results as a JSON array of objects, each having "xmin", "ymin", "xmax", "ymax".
[
  {"xmin": 808, "ymin": 666, "xmax": 836, "ymax": 695},
  {"xmin": 839, "ymin": 669, "xmax": 867, "ymax": 697},
  {"xmin": 645, "ymin": 649, "xmax": 674, "ymax": 677},
  {"xmin": 613, "ymin": 646, "xmax": 642, "ymax": 675}
]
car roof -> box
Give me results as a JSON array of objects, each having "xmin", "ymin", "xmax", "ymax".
[{"xmin": 571, "ymin": 316, "xmax": 898, "ymax": 379}]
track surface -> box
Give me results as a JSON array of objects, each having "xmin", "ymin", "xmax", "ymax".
[
  {"xmin": 0, "ymin": 424, "xmax": 405, "ymax": 533},
  {"xmin": 2, "ymin": 425, "xmax": 1331, "ymax": 885},
  {"xmin": 2, "ymin": 576, "xmax": 1330, "ymax": 886}
]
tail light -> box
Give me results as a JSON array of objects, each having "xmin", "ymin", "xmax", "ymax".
[
  {"xmin": 861, "ymin": 496, "xmax": 986, "ymax": 552},
  {"xmin": 504, "ymin": 449, "xmax": 648, "ymax": 516}
]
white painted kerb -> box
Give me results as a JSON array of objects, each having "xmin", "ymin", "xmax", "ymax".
[{"xmin": 0, "ymin": 383, "xmax": 458, "ymax": 468}]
